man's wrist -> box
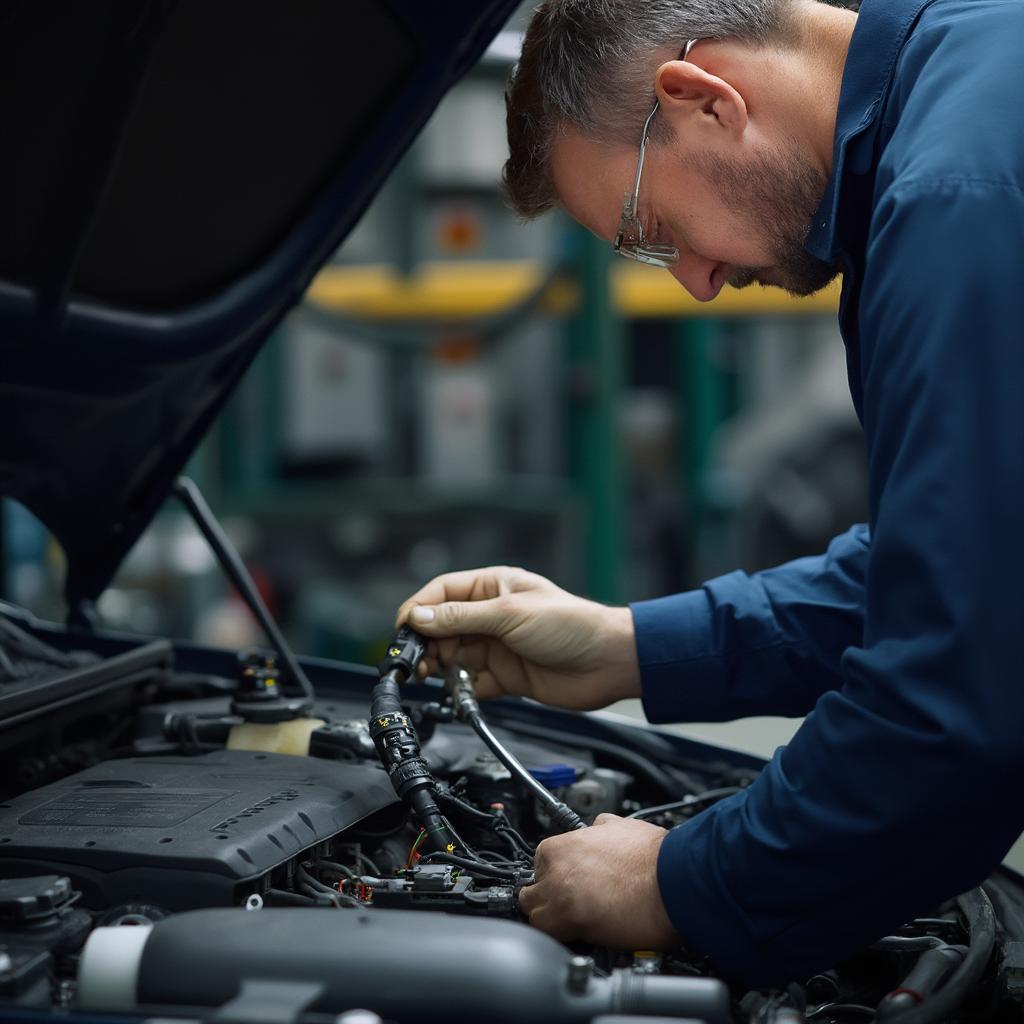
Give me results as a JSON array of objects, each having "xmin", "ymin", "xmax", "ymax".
[{"xmin": 598, "ymin": 604, "xmax": 643, "ymax": 702}]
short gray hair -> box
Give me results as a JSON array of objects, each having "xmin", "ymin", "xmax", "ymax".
[{"xmin": 503, "ymin": 0, "xmax": 803, "ymax": 217}]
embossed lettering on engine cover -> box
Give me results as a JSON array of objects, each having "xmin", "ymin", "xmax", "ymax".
[{"xmin": 0, "ymin": 751, "xmax": 400, "ymax": 911}]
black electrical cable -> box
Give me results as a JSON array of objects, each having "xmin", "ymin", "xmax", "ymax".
[
  {"xmin": 297, "ymin": 866, "xmax": 340, "ymax": 894},
  {"xmin": 300, "ymin": 878, "xmax": 335, "ymax": 896},
  {"xmin": 162, "ymin": 713, "xmax": 235, "ymax": 750},
  {"xmin": 877, "ymin": 945, "xmax": 966, "ymax": 1021},
  {"xmin": 369, "ymin": 627, "xmax": 458, "ymax": 854},
  {"xmin": 353, "ymin": 852, "xmax": 383, "ymax": 877},
  {"xmin": 446, "ymin": 665, "xmax": 584, "ymax": 834},
  {"xmin": 267, "ymin": 888, "xmax": 317, "ymax": 907},
  {"xmin": 489, "ymin": 832, "xmax": 521, "ymax": 863},
  {"xmin": 374, "ymin": 676, "xmax": 455, "ymax": 852},
  {"xmin": 419, "ymin": 852, "xmax": 526, "ymax": 882},
  {"xmin": 174, "ymin": 477, "xmax": 314, "ymax": 712},
  {"xmin": 483, "ymin": 718, "xmax": 682, "ymax": 800},
  {"xmin": 297, "ymin": 867, "xmax": 363, "ymax": 908},
  {"xmin": 437, "ymin": 788, "xmax": 496, "ymax": 824},
  {"xmin": 436, "ymin": 788, "xmax": 535, "ymax": 858},
  {"xmin": 316, "ymin": 860, "xmax": 357, "ymax": 881},
  {"xmin": 473, "ymin": 849, "xmax": 518, "ymax": 867},
  {"xmin": 627, "ymin": 787, "xmax": 744, "ymax": 820},
  {"xmin": 875, "ymin": 888, "xmax": 995, "ymax": 1024},
  {"xmin": 298, "ymin": 883, "xmax": 343, "ymax": 907},
  {"xmin": 496, "ymin": 823, "xmax": 536, "ymax": 858},
  {"xmin": 474, "ymin": 711, "xmax": 584, "ymax": 829}
]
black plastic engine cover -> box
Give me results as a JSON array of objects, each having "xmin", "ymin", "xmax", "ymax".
[{"xmin": 0, "ymin": 751, "xmax": 399, "ymax": 910}]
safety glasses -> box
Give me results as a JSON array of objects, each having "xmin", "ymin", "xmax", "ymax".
[{"xmin": 612, "ymin": 39, "xmax": 699, "ymax": 269}]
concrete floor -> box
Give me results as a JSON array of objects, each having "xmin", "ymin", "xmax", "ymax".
[{"xmin": 603, "ymin": 700, "xmax": 1024, "ymax": 874}]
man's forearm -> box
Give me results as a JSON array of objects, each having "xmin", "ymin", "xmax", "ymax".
[{"xmin": 632, "ymin": 524, "xmax": 869, "ymax": 724}]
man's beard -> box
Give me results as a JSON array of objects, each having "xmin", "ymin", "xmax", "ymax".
[{"xmin": 686, "ymin": 141, "xmax": 840, "ymax": 297}]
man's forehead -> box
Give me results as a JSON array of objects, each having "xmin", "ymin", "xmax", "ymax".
[{"xmin": 550, "ymin": 129, "xmax": 634, "ymax": 244}]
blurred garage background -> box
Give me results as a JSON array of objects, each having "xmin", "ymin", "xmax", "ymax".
[{"xmin": 0, "ymin": 7, "xmax": 866, "ymax": 762}]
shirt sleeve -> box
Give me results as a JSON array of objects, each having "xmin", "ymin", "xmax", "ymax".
[
  {"xmin": 631, "ymin": 523, "xmax": 869, "ymax": 723},
  {"xmin": 655, "ymin": 181, "xmax": 1024, "ymax": 986}
]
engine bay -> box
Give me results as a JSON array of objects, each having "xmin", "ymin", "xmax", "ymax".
[{"xmin": 1, "ymin": 610, "xmax": 1024, "ymax": 1024}]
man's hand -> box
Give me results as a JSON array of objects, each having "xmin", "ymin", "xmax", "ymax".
[
  {"xmin": 518, "ymin": 814, "xmax": 681, "ymax": 950},
  {"xmin": 394, "ymin": 566, "xmax": 641, "ymax": 710}
]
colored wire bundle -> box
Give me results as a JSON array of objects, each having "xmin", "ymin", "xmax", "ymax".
[{"xmin": 406, "ymin": 829, "xmax": 428, "ymax": 868}]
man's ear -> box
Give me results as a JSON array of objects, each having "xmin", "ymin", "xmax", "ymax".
[{"xmin": 654, "ymin": 59, "xmax": 748, "ymax": 138}]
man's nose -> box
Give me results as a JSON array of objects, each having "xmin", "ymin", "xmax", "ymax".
[{"xmin": 667, "ymin": 250, "xmax": 725, "ymax": 303}]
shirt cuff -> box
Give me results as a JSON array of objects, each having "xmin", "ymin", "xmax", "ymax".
[
  {"xmin": 630, "ymin": 590, "xmax": 728, "ymax": 724},
  {"xmin": 657, "ymin": 795, "xmax": 768, "ymax": 987}
]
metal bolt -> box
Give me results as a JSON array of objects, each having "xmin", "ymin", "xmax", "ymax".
[
  {"xmin": 567, "ymin": 955, "xmax": 594, "ymax": 994},
  {"xmin": 336, "ymin": 1012, "xmax": 383, "ymax": 1024},
  {"xmin": 244, "ymin": 894, "xmax": 264, "ymax": 911},
  {"xmin": 0, "ymin": 953, "xmax": 12, "ymax": 974}
]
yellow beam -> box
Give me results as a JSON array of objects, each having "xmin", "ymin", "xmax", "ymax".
[
  {"xmin": 306, "ymin": 260, "xmax": 840, "ymax": 321},
  {"xmin": 613, "ymin": 262, "xmax": 841, "ymax": 317}
]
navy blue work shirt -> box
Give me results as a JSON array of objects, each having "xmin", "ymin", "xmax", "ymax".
[{"xmin": 630, "ymin": 0, "xmax": 1024, "ymax": 986}]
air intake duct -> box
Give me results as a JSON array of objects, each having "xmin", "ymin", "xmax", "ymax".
[{"xmin": 78, "ymin": 908, "xmax": 730, "ymax": 1024}]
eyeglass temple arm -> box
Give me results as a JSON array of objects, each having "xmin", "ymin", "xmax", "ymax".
[
  {"xmin": 623, "ymin": 40, "xmax": 698, "ymax": 220},
  {"xmin": 629, "ymin": 104, "xmax": 660, "ymax": 211}
]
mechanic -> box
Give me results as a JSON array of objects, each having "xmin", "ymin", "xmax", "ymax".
[{"xmin": 395, "ymin": 0, "xmax": 1024, "ymax": 987}]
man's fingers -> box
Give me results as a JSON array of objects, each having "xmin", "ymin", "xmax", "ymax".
[
  {"xmin": 532, "ymin": 836, "xmax": 555, "ymax": 876},
  {"xmin": 394, "ymin": 567, "xmax": 528, "ymax": 630},
  {"xmin": 593, "ymin": 813, "xmax": 622, "ymax": 827},
  {"xmin": 433, "ymin": 639, "xmax": 501, "ymax": 689},
  {"xmin": 409, "ymin": 641, "xmax": 438, "ymax": 681},
  {"xmin": 517, "ymin": 880, "xmax": 577, "ymax": 941},
  {"xmin": 472, "ymin": 670, "xmax": 506, "ymax": 701},
  {"xmin": 517, "ymin": 882, "xmax": 541, "ymax": 915},
  {"xmin": 395, "ymin": 569, "xmax": 489, "ymax": 623},
  {"xmin": 403, "ymin": 596, "xmax": 512, "ymax": 640},
  {"xmin": 445, "ymin": 638, "xmax": 490, "ymax": 671},
  {"xmin": 523, "ymin": 901, "xmax": 578, "ymax": 943},
  {"xmin": 394, "ymin": 574, "xmax": 469, "ymax": 631},
  {"xmin": 437, "ymin": 636, "xmax": 460, "ymax": 667}
]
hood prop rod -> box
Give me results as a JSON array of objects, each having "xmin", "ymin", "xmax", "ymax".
[{"xmin": 173, "ymin": 476, "xmax": 315, "ymax": 715}]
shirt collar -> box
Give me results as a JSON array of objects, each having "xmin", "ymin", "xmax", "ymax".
[{"xmin": 805, "ymin": 0, "xmax": 936, "ymax": 261}]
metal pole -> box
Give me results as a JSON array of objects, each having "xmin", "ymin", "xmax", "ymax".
[
  {"xmin": 567, "ymin": 229, "xmax": 626, "ymax": 603},
  {"xmin": 676, "ymin": 318, "xmax": 728, "ymax": 583}
]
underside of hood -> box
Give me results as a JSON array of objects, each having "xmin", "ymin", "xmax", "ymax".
[{"xmin": 0, "ymin": 0, "xmax": 519, "ymax": 616}]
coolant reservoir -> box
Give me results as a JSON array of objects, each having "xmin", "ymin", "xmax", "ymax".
[{"xmin": 227, "ymin": 718, "xmax": 326, "ymax": 756}]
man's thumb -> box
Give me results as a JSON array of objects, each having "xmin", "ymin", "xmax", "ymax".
[{"xmin": 408, "ymin": 598, "xmax": 507, "ymax": 637}]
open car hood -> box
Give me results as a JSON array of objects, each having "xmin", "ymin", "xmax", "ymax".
[{"xmin": 0, "ymin": 0, "xmax": 518, "ymax": 614}]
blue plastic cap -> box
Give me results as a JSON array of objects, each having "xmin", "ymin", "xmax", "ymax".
[{"xmin": 527, "ymin": 763, "xmax": 578, "ymax": 788}]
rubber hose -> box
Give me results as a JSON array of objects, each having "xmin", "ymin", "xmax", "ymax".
[{"xmin": 878, "ymin": 888, "xmax": 996, "ymax": 1024}]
